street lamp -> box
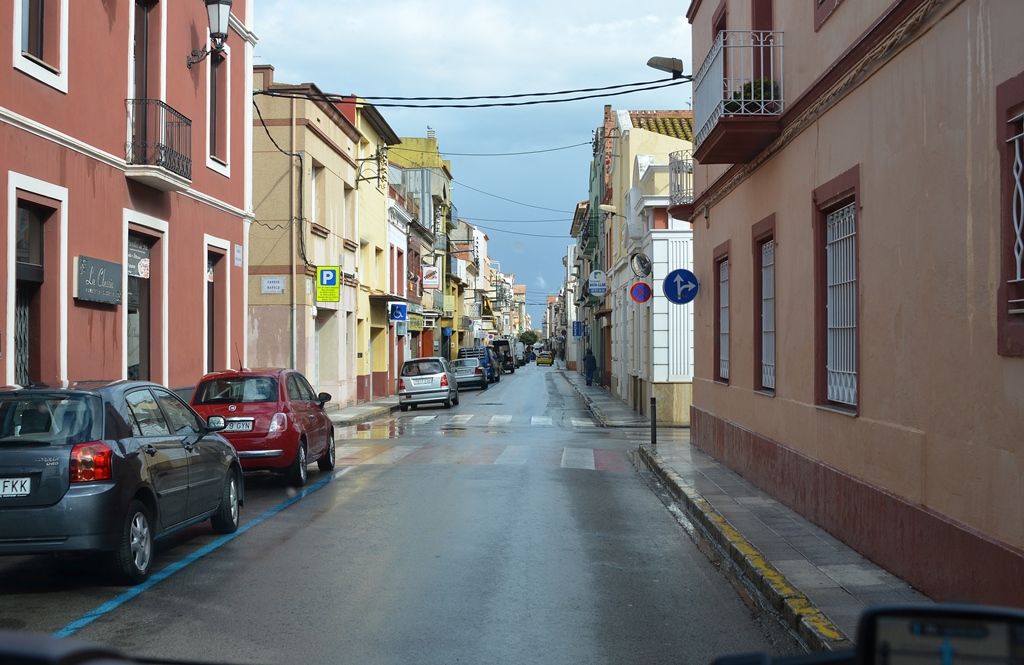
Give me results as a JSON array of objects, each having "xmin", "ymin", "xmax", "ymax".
[
  {"xmin": 187, "ymin": 0, "xmax": 233, "ymax": 69},
  {"xmin": 647, "ymin": 56, "xmax": 687, "ymax": 80}
]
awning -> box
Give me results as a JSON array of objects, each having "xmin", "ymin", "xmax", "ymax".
[{"xmin": 595, "ymin": 308, "xmax": 612, "ymax": 318}]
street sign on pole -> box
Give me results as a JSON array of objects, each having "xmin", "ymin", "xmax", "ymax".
[
  {"xmin": 589, "ymin": 270, "xmax": 608, "ymax": 296},
  {"xmin": 630, "ymin": 282, "xmax": 652, "ymax": 303},
  {"xmin": 663, "ymin": 268, "xmax": 699, "ymax": 305}
]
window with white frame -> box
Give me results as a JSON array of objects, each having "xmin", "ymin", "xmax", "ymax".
[
  {"xmin": 761, "ymin": 239, "xmax": 776, "ymax": 390},
  {"xmin": 826, "ymin": 204, "xmax": 857, "ymax": 406},
  {"xmin": 15, "ymin": 0, "xmax": 69, "ymax": 92}
]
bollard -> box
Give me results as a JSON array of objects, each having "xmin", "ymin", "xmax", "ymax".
[{"xmin": 650, "ymin": 397, "xmax": 657, "ymax": 449}]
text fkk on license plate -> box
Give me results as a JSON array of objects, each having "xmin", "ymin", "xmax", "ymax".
[
  {"xmin": 1, "ymin": 477, "xmax": 30, "ymax": 497},
  {"xmin": 225, "ymin": 420, "xmax": 253, "ymax": 432}
]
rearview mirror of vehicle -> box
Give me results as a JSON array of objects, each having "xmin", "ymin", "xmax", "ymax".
[
  {"xmin": 856, "ymin": 604, "xmax": 1024, "ymax": 665},
  {"xmin": 206, "ymin": 415, "xmax": 226, "ymax": 431}
]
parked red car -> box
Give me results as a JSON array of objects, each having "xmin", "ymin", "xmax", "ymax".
[{"xmin": 190, "ymin": 369, "xmax": 334, "ymax": 487}]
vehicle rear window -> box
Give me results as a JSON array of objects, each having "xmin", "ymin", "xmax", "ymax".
[
  {"xmin": 193, "ymin": 377, "xmax": 278, "ymax": 404},
  {"xmin": 402, "ymin": 361, "xmax": 444, "ymax": 376},
  {"xmin": 0, "ymin": 394, "xmax": 102, "ymax": 446},
  {"xmin": 451, "ymin": 359, "xmax": 478, "ymax": 368}
]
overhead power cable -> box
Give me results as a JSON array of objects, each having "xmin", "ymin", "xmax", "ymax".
[
  {"xmin": 254, "ymin": 78, "xmax": 687, "ymax": 109},
  {"xmin": 472, "ymin": 223, "xmax": 569, "ymax": 239},
  {"xmin": 361, "ymin": 77, "xmax": 688, "ymax": 101},
  {"xmin": 453, "ymin": 180, "xmax": 574, "ymax": 213}
]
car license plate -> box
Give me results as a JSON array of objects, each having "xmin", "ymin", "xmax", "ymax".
[
  {"xmin": 1, "ymin": 477, "xmax": 30, "ymax": 497},
  {"xmin": 224, "ymin": 420, "xmax": 253, "ymax": 432},
  {"xmin": 413, "ymin": 378, "xmax": 432, "ymax": 386}
]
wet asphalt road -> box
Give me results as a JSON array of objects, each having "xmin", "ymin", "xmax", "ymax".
[{"xmin": 0, "ymin": 363, "xmax": 805, "ymax": 664}]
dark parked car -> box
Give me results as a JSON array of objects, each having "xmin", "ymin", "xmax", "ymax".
[
  {"xmin": 0, "ymin": 381, "xmax": 243, "ymax": 584},
  {"xmin": 190, "ymin": 368, "xmax": 335, "ymax": 488}
]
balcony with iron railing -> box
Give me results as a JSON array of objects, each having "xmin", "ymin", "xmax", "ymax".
[
  {"xmin": 578, "ymin": 213, "xmax": 600, "ymax": 258},
  {"xmin": 693, "ymin": 30, "xmax": 784, "ymax": 164},
  {"xmin": 668, "ymin": 150, "xmax": 695, "ymax": 219},
  {"xmin": 125, "ymin": 99, "xmax": 192, "ymax": 192}
]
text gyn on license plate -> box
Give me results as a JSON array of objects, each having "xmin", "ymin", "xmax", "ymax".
[
  {"xmin": 1, "ymin": 477, "xmax": 30, "ymax": 497},
  {"xmin": 225, "ymin": 420, "xmax": 254, "ymax": 432}
]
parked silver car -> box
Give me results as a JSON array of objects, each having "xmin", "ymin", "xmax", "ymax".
[
  {"xmin": 450, "ymin": 358, "xmax": 488, "ymax": 391},
  {"xmin": 398, "ymin": 357, "xmax": 459, "ymax": 411}
]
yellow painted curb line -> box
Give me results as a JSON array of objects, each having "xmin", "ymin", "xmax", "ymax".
[{"xmin": 638, "ymin": 446, "xmax": 848, "ymax": 648}]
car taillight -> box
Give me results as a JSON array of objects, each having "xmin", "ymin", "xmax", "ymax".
[
  {"xmin": 475, "ymin": 367, "xmax": 483, "ymax": 375},
  {"xmin": 399, "ymin": 379, "xmax": 407, "ymax": 391},
  {"xmin": 440, "ymin": 374, "xmax": 449, "ymax": 387},
  {"xmin": 269, "ymin": 412, "xmax": 287, "ymax": 433},
  {"xmin": 70, "ymin": 442, "xmax": 113, "ymax": 482}
]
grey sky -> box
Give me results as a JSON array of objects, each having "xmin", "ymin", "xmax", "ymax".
[{"xmin": 252, "ymin": 0, "xmax": 693, "ymax": 326}]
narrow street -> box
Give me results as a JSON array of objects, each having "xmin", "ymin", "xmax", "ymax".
[{"xmin": 0, "ymin": 364, "xmax": 804, "ymax": 665}]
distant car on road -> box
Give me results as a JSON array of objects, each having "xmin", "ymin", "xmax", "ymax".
[
  {"xmin": 398, "ymin": 357, "xmax": 459, "ymax": 411},
  {"xmin": 450, "ymin": 358, "xmax": 489, "ymax": 391},
  {"xmin": 0, "ymin": 381, "xmax": 242, "ymax": 583},
  {"xmin": 191, "ymin": 368, "xmax": 335, "ymax": 488},
  {"xmin": 536, "ymin": 352, "xmax": 554, "ymax": 366}
]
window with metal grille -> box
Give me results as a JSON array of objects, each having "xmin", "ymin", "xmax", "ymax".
[
  {"xmin": 997, "ymin": 73, "xmax": 1024, "ymax": 354},
  {"xmin": 761, "ymin": 239, "xmax": 776, "ymax": 390},
  {"xmin": 826, "ymin": 204, "xmax": 857, "ymax": 406},
  {"xmin": 1008, "ymin": 113, "xmax": 1023, "ymax": 314},
  {"xmin": 718, "ymin": 258, "xmax": 730, "ymax": 380}
]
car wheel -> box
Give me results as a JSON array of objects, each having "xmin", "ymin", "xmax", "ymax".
[
  {"xmin": 400, "ymin": 404, "xmax": 409, "ymax": 412},
  {"xmin": 443, "ymin": 394, "xmax": 452, "ymax": 408},
  {"xmin": 318, "ymin": 430, "xmax": 336, "ymax": 471},
  {"xmin": 287, "ymin": 442, "xmax": 308, "ymax": 487},
  {"xmin": 115, "ymin": 500, "xmax": 153, "ymax": 584},
  {"xmin": 210, "ymin": 471, "xmax": 240, "ymax": 534},
  {"xmin": 453, "ymin": 390, "xmax": 460, "ymax": 406},
  {"xmin": 481, "ymin": 379, "xmax": 488, "ymax": 390}
]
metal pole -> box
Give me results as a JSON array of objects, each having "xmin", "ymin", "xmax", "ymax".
[{"xmin": 650, "ymin": 397, "xmax": 657, "ymax": 449}]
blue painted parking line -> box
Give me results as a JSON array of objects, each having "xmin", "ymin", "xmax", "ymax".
[{"xmin": 53, "ymin": 467, "xmax": 354, "ymax": 638}]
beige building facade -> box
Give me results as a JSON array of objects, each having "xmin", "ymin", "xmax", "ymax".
[{"xmin": 686, "ymin": 0, "xmax": 1024, "ymax": 604}]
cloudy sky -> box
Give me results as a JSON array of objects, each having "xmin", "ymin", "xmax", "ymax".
[{"xmin": 252, "ymin": 1, "xmax": 693, "ymax": 327}]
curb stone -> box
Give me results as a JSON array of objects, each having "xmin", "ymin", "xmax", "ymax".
[{"xmin": 636, "ymin": 445, "xmax": 852, "ymax": 652}]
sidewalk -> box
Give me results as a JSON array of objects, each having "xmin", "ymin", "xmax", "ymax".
[
  {"xmin": 325, "ymin": 395, "xmax": 399, "ymax": 426},
  {"xmin": 557, "ymin": 368, "xmax": 929, "ymax": 651}
]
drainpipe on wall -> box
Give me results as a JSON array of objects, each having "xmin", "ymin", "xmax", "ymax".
[{"xmin": 289, "ymin": 97, "xmax": 297, "ymax": 370}]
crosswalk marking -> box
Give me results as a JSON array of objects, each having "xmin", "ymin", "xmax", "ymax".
[
  {"xmin": 390, "ymin": 413, "xmax": 597, "ymax": 427},
  {"xmin": 494, "ymin": 445, "xmax": 530, "ymax": 465},
  {"xmin": 331, "ymin": 442, "xmax": 629, "ymax": 472},
  {"xmin": 561, "ymin": 447, "xmax": 596, "ymax": 470}
]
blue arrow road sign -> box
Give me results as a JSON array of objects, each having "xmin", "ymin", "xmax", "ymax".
[{"xmin": 664, "ymin": 268, "xmax": 699, "ymax": 305}]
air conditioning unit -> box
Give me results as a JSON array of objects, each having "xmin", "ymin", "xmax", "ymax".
[{"xmin": 423, "ymin": 317, "xmax": 436, "ymax": 328}]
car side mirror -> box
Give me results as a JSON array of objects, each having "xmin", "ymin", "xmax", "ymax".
[
  {"xmin": 206, "ymin": 415, "xmax": 226, "ymax": 432},
  {"xmin": 317, "ymin": 392, "xmax": 331, "ymax": 406},
  {"xmin": 856, "ymin": 604, "xmax": 1024, "ymax": 665}
]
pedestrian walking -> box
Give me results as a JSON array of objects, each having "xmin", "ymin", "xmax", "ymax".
[
  {"xmin": 557, "ymin": 348, "xmax": 565, "ymax": 370},
  {"xmin": 583, "ymin": 349, "xmax": 597, "ymax": 386}
]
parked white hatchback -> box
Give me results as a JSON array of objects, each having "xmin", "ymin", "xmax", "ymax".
[{"xmin": 398, "ymin": 357, "xmax": 460, "ymax": 411}]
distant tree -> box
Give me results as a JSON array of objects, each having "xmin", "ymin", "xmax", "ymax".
[{"xmin": 518, "ymin": 330, "xmax": 539, "ymax": 346}]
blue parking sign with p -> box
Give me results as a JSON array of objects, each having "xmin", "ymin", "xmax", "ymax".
[{"xmin": 315, "ymin": 267, "xmax": 341, "ymax": 302}]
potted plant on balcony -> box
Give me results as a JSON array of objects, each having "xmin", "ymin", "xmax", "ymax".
[{"xmin": 723, "ymin": 78, "xmax": 780, "ymax": 114}]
